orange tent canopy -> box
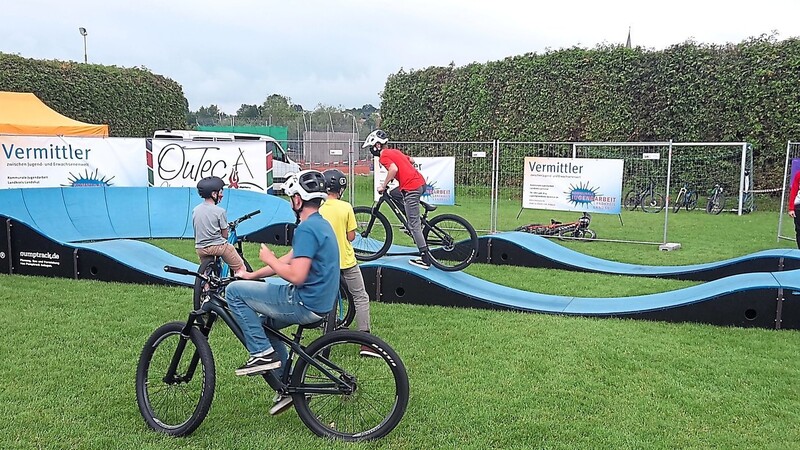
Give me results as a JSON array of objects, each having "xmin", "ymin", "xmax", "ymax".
[{"xmin": 0, "ymin": 91, "xmax": 109, "ymax": 137}]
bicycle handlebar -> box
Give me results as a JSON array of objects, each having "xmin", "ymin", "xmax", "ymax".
[
  {"xmin": 230, "ymin": 209, "xmax": 261, "ymax": 227},
  {"xmin": 164, "ymin": 265, "xmax": 196, "ymax": 276}
]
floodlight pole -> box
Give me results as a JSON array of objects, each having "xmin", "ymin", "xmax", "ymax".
[{"xmin": 78, "ymin": 27, "xmax": 88, "ymax": 63}]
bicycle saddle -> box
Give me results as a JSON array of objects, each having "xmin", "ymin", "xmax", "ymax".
[{"xmin": 421, "ymin": 201, "xmax": 437, "ymax": 212}]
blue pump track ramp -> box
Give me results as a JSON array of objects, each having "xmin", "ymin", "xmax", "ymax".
[
  {"xmin": 474, "ymin": 232, "xmax": 800, "ymax": 281},
  {"xmin": 359, "ymin": 256, "xmax": 800, "ymax": 330},
  {"xmin": 0, "ymin": 187, "xmax": 295, "ymax": 286}
]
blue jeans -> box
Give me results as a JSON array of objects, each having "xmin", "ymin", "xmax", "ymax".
[{"xmin": 225, "ymin": 278, "xmax": 324, "ymax": 369}]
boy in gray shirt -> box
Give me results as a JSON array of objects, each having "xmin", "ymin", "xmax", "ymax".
[{"xmin": 193, "ymin": 176, "xmax": 246, "ymax": 277}]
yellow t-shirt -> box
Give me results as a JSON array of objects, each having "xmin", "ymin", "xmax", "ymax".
[{"xmin": 319, "ymin": 197, "xmax": 357, "ymax": 269}]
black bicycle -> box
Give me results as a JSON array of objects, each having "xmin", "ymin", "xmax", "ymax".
[
  {"xmin": 136, "ymin": 266, "xmax": 409, "ymax": 441},
  {"xmin": 706, "ymin": 183, "xmax": 726, "ymax": 215},
  {"xmin": 352, "ymin": 190, "xmax": 478, "ymax": 271},
  {"xmin": 624, "ymin": 179, "xmax": 665, "ymax": 213},
  {"xmin": 672, "ymin": 183, "xmax": 699, "ymax": 213}
]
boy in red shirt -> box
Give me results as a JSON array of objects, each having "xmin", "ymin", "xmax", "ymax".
[{"xmin": 363, "ymin": 129, "xmax": 431, "ymax": 269}]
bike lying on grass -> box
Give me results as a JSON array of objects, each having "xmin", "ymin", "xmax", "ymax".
[
  {"xmin": 352, "ymin": 190, "xmax": 479, "ymax": 271},
  {"xmin": 515, "ymin": 212, "xmax": 596, "ymax": 241},
  {"xmin": 193, "ymin": 209, "xmax": 356, "ymax": 330},
  {"xmin": 136, "ymin": 266, "xmax": 409, "ymax": 441}
]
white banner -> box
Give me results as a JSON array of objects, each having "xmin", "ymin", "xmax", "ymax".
[
  {"xmin": 148, "ymin": 139, "xmax": 267, "ymax": 191},
  {"xmin": 0, "ymin": 136, "xmax": 145, "ymax": 188},
  {"xmin": 522, "ymin": 157, "xmax": 624, "ymax": 214},
  {"xmin": 374, "ymin": 156, "xmax": 456, "ymax": 205}
]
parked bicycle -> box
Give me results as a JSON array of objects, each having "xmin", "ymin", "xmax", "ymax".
[
  {"xmin": 706, "ymin": 183, "xmax": 726, "ymax": 215},
  {"xmin": 515, "ymin": 212, "xmax": 596, "ymax": 241},
  {"xmin": 136, "ymin": 266, "xmax": 409, "ymax": 441},
  {"xmin": 672, "ymin": 183, "xmax": 699, "ymax": 213},
  {"xmin": 352, "ymin": 190, "xmax": 479, "ymax": 271},
  {"xmin": 624, "ymin": 179, "xmax": 665, "ymax": 213}
]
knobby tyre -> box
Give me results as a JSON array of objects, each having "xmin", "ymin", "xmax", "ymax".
[
  {"xmin": 642, "ymin": 192, "xmax": 665, "ymax": 213},
  {"xmin": 423, "ymin": 214, "xmax": 478, "ymax": 271},
  {"xmin": 135, "ymin": 321, "xmax": 215, "ymax": 437},
  {"xmin": 193, "ymin": 259, "xmax": 220, "ymax": 310},
  {"xmin": 558, "ymin": 228, "xmax": 596, "ymax": 241},
  {"xmin": 706, "ymin": 191, "xmax": 726, "ymax": 215},
  {"xmin": 624, "ymin": 190, "xmax": 639, "ymax": 211},
  {"xmin": 291, "ymin": 330, "xmax": 409, "ymax": 441},
  {"xmin": 352, "ymin": 207, "xmax": 393, "ymax": 261},
  {"xmin": 325, "ymin": 276, "xmax": 356, "ymax": 333},
  {"xmin": 672, "ymin": 190, "xmax": 685, "ymax": 213}
]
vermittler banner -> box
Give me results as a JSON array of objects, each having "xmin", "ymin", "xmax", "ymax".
[
  {"xmin": 373, "ymin": 156, "xmax": 456, "ymax": 205},
  {"xmin": 522, "ymin": 157, "xmax": 624, "ymax": 214}
]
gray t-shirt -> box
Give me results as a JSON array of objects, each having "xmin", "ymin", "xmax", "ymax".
[{"xmin": 193, "ymin": 202, "xmax": 228, "ymax": 248}]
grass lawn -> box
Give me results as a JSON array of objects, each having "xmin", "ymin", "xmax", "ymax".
[{"xmin": 2, "ymin": 189, "xmax": 800, "ymax": 449}]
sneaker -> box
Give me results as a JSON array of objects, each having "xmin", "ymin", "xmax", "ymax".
[
  {"xmin": 360, "ymin": 345, "xmax": 381, "ymax": 358},
  {"xmin": 235, "ymin": 352, "xmax": 281, "ymax": 376},
  {"xmin": 269, "ymin": 394, "xmax": 294, "ymax": 416},
  {"xmin": 408, "ymin": 257, "xmax": 431, "ymax": 270}
]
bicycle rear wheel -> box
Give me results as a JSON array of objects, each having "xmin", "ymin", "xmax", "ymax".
[
  {"xmin": 686, "ymin": 192, "xmax": 699, "ymax": 211},
  {"xmin": 135, "ymin": 321, "xmax": 215, "ymax": 437},
  {"xmin": 642, "ymin": 192, "xmax": 665, "ymax": 213},
  {"xmin": 352, "ymin": 207, "xmax": 393, "ymax": 261},
  {"xmin": 292, "ymin": 330, "xmax": 409, "ymax": 441},
  {"xmin": 325, "ymin": 276, "xmax": 356, "ymax": 333},
  {"xmin": 423, "ymin": 214, "xmax": 478, "ymax": 271}
]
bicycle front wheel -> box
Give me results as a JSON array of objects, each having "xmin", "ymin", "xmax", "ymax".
[
  {"xmin": 135, "ymin": 321, "xmax": 215, "ymax": 437},
  {"xmin": 352, "ymin": 207, "xmax": 393, "ymax": 261},
  {"xmin": 624, "ymin": 190, "xmax": 639, "ymax": 211},
  {"xmin": 672, "ymin": 191, "xmax": 685, "ymax": 213},
  {"xmin": 292, "ymin": 330, "xmax": 409, "ymax": 442},
  {"xmin": 706, "ymin": 192, "xmax": 726, "ymax": 215},
  {"xmin": 642, "ymin": 193, "xmax": 665, "ymax": 213},
  {"xmin": 424, "ymin": 214, "xmax": 478, "ymax": 271}
]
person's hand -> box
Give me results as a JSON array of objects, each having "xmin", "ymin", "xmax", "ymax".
[
  {"xmin": 377, "ymin": 185, "xmax": 385, "ymax": 194},
  {"xmin": 791, "ymin": 210, "xmax": 796, "ymax": 218},
  {"xmin": 259, "ymin": 243, "xmax": 275, "ymax": 264}
]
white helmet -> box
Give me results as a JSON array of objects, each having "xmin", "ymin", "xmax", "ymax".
[
  {"xmin": 362, "ymin": 129, "xmax": 389, "ymax": 149},
  {"xmin": 281, "ymin": 170, "xmax": 327, "ymax": 201}
]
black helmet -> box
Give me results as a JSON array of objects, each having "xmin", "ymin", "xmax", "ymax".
[
  {"xmin": 363, "ymin": 129, "xmax": 389, "ymax": 157},
  {"xmin": 281, "ymin": 170, "xmax": 328, "ymax": 201},
  {"xmin": 323, "ymin": 169, "xmax": 347, "ymax": 193},
  {"xmin": 197, "ymin": 176, "xmax": 225, "ymax": 198}
]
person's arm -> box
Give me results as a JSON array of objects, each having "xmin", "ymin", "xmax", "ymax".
[
  {"xmin": 238, "ymin": 249, "xmax": 293, "ymax": 280},
  {"xmin": 378, "ymin": 163, "xmax": 399, "ymax": 193},
  {"xmin": 221, "ymin": 227, "xmax": 229, "ymax": 239},
  {"xmin": 257, "ymin": 244, "xmax": 311, "ymax": 285},
  {"xmin": 790, "ymin": 173, "xmax": 800, "ymax": 217},
  {"xmin": 347, "ymin": 229, "xmax": 356, "ymax": 242}
]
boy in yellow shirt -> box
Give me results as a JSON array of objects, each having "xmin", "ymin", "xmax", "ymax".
[{"xmin": 319, "ymin": 169, "xmax": 378, "ymax": 357}]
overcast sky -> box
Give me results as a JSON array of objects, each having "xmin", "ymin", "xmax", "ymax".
[{"xmin": 3, "ymin": 1, "xmax": 799, "ymax": 114}]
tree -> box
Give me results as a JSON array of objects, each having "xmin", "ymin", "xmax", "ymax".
[{"xmin": 236, "ymin": 104, "xmax": 261, "ymax": 118}]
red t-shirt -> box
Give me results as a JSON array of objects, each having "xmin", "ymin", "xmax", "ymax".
[{"xmin": 379, "ymin": 148, "xmax": 425, "ymax": 191}]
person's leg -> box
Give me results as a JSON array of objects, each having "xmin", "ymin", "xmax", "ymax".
[
  {"xmin": 403, "ymin": 186, "xmax": 428, "ymax": 251},
  {"xmin": 219, "ymin": 243, "xmax": 246, "ymax": 275},
  {"xmin": 389, "ymin": 187, "xmax": 406, "ymax": 217},
  {"xmin": 342, "ymin": 266, "xmax": 371, "ymax": 332},
  {"xmin": 225, "ymin": 279, "xmax": 286, "ymax": 356},
  {"xmin": 794, "ymin": 213, "xmax": 800, "ymax": 249}
]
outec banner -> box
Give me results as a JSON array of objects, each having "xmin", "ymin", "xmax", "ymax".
[
  {"xmin": 522, "ymin": 157, "xmax": 624, "ymax": 214},
  {"xmin": 0, "ymin": 136, "xmax": 145, "ymax": 188},
  {"xmin": 373, "ymin": 156, "xmax": 456, "ymax": 205},
  {"xmin": 147, "ymin": 139, "xmax": 268, "ymax": 191}
]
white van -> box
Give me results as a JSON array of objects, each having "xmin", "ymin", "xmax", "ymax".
[{"xmin": 152, "ymin": 129, "xmax": 301, "ymax": 193}]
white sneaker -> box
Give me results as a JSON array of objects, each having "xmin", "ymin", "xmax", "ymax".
[{"xmin": 408, "ymin": 257, "xmax": 431, "ymax": 270}]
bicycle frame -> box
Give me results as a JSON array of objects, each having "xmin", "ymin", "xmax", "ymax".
[
  {"xmin": 217, "ymin": 210, "xmax": 259, "ymax": 278},
  {"xmin": 170, "ymin": 282, "xmax": 354, "ymax": 397}
]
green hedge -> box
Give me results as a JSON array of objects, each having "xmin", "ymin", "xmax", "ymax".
[
  {"xmin": 0, "ymin": 53, "xmax": 186, "ymax": 137},
  {"xmin": 381, "ymin": 36, "xmax": 800, "ymax": 189}
]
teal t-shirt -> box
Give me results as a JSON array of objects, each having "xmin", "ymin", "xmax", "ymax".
[{"xmin": 292, "ymin": 212, "xmax": 339, "ymax": 314}]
